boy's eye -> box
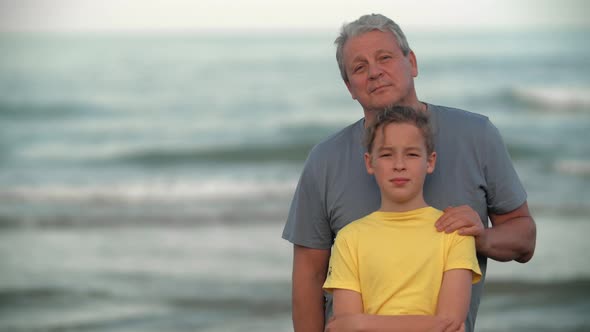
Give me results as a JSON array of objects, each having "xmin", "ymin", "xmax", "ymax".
[{"xmin": 380, "ymin": 153, "xmax": 391, "ymax": 157}]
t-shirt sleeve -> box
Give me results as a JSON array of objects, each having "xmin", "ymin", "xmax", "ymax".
[
  {"xmin": 282, "ymin": 149, "xmax": 334, "ymax": 249},
  {"xmin": 323, "ymin": 230, "xmax": 361, "ymax": 293},
  {"xmin": 445, "ymin": 233, "xmax": 482, "ymax": 284},
  {"xmin": 482, "ymin": 119, "xmax": 527, "ymax": 214}
]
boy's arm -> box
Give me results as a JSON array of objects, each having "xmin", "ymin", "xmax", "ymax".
[
  {"xmin": 326, "ymin": 290, "xmax": 454, "ymax": 332},
  {"xmin": 435, "ymin": 269, "xmax": 473, "ymax": 331}
]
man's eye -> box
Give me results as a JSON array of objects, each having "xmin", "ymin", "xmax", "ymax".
[
  {"xmin": 354, "ymin": 65, "xmax": 365, "ymax": 73},
  {"xmin": 380, "ymin": 153, "xmax": 391, "ymax": 157}
]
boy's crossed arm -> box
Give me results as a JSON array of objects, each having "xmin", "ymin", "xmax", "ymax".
[{"xmin": 326, "ymin": 268, "xmax": 472, "ymax": 332}]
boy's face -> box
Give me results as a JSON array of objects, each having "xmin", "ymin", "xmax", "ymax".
[{"xmin": 364, "ymin": 122, "xmax": 436, "ymax": 211}]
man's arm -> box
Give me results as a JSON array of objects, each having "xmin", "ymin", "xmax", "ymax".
[
  {"xmin": 292, "ymin": 244, "xmax": 330, "ymax": 332},
  {"xmin": 435, "ymin": 202, "xmax": 536, "ymax": 262},
  {"xmin": 483, "ymin": 202, "xmax": 536, "ymax": 262}
]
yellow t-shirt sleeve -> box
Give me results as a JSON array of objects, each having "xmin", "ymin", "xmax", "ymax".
[
  {"xmin": 445, "ymin": 233, "xmax": 482, "ymax": 284},
  {"xmin": 323, "ymin": 229, "xmax": 361, "ymax": 293}
]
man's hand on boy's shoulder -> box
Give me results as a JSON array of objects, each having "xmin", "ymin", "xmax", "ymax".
[{"xmin": 435, "ymin": 205, "xmax": 484, "ymax": 238}]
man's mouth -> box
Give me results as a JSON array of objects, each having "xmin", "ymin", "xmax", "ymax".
[{"xmin": 370, "ymin": 84, "xmax": 390, "ymax": 93}]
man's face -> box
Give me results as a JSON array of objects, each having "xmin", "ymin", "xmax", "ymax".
[
  {"xmin": 342, "ymin": 30, "xmax": 419, "ymax": 111},
  {"xmin": 364, "ymin": 122, "xmax": 436, "ymax": 211}
]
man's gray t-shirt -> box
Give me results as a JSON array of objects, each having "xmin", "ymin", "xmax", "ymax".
[{"xmin": 282, "ymin": 103, "xmax": 527, "ymax": 331}]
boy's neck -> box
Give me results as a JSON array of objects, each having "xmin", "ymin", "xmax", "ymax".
[{"xmin": 379, "ymin": 198, "xmax": 429, "ymax": 213}]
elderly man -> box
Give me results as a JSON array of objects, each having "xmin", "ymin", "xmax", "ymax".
[{"xmin": 282, "ymin": 13, "xmax": 536, "ymax": 332}]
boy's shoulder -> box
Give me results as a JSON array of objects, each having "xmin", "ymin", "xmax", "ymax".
[{"xmin": 335, "ymin": 212, "xmax": 376, "ymax": 238}]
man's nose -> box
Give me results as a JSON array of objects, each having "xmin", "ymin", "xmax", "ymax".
[{"xmin": 368, "ymin": 63, "xmax": 383, "ymax": 80}]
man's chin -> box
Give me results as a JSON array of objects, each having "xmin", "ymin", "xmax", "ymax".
[
  {"xmin": 365, "ymin": 101, "xmax": 399, "ymax": 112},
  {"xmin": 364, "ymin": 95, "xmax": 402, "ymax": 111}
]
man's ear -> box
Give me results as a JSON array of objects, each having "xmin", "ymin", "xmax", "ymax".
[
  {"xmin": 427, "ymin": 151, "xmax": 436, "ymax": 174},
  {"xmin": 408, "ymin": 49, "xmax": 418, "ymax": 78},
  {"xmin": 364, "ymin": 152, "xmax": 374, "ymax": 174}
]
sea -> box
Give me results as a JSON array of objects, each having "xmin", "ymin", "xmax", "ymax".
[{"xmin": 0, "ymin": 27, "xmax": 589, "ymax": 331}]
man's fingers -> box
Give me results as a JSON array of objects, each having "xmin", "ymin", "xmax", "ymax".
[
  {"xmin": 458, "ymin": 225, "xmax": 477, "ymax": 236},
  {"xmin": 442, "ymin": 217, "xmax": 469, "ymax": 233},
  {"xmin": 436, "ymin": 213, "xmax": 456, "ymax": 230}
]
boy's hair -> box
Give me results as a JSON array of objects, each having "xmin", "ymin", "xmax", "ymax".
[{"xmin": 364, "ymin": 106, "xmax": 434, "ymax": 154}]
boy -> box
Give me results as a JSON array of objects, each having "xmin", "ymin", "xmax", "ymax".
[{"xmin": 323, "ymin": 106, "xmax": 481, "ymax": 332}]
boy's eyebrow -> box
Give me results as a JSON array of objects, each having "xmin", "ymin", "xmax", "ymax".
[
  {"xmin": 376, "ymin": 146, "xmax": 392, "ymax": 151},
  {"xmin": 375, "ymin": 145, "xmax": 424, "ymax": 152}
]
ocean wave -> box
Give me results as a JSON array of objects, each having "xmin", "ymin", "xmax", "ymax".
[
  {"xmin": 14, "ymin": 140, "xmax": 316, "ymax": 165},
  {"xmin": 169, "ymin": 295, "xmax": 290, "ymax": 315},
  {"xmin": 0, "ymin": 178, "xmax": 297, "ymax": 203},
  {"xmin": 117, "ymin": 142, "xmax": 314, "ymax": 165},
  {"xmin": 554, "ymin": 159, "xmax": 590, "ymax": 176},
  {"xmin": 0, "ymin": 100, "xmax": 103, "ymax": 119},
  {"xmin": 484, "ymin": 278, "xmax": 590, "ymax": 294},
  {"xmin": 509, "ymin": 86, "xmax": 590, "ymax": 111},
  {"xmin": 505, "ymin": 143, "xmax": 548, "ymax": 160},
  {"xmin": 0, "ymin": 286, "xmax": 111, "ymax": 306}
]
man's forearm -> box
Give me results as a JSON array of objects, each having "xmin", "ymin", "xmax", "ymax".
[
  {"xmin": 477, "ymin": 216, "xmax": 536, "ymax": 262},
  {"xmin": 292, "ymin": 245, "xmax": 330, "ymax": 332},
  {"xmin": 293, "ymin": 275, "xmax": 325, "ymax": 332}
]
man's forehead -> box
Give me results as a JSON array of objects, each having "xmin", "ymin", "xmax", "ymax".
[
  {"xmin": 343, "ymin": 32, "xmax": 399, "ymax": 59},
  {"xmin": 345, "ymin": 30, "xmax": 398, "ymax": 47}
]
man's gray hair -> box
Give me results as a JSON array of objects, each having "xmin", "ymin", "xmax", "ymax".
[{"xmin": 335, "ymin": 14, "xmax": 411, "ymax": 82}]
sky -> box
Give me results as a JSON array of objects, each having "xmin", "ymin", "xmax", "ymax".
[{"xmin": 0, "ymin": 0, "xmax": 588, "ymax": 32}]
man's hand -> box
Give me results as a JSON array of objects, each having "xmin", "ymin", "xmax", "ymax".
[
  {"xmin": 435, "ymin": 205, "xmax": 484, "ymax": 237},
  {"xmin": 436, "ymin": 203, "xmax": 536, "ymax": 262},
  {"xmin": 435, "ymin": 205, "xmax": 487, "ymax": 252}
]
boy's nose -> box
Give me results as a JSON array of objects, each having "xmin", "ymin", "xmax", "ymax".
[{"xmin": 393, "ymin": 158, "xmax": 406, "ymax": 171}]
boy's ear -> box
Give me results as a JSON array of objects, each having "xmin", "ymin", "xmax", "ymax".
[
  {"xmin": 364, "ymin": 152, "xmax": 374, "ymax": 174},
  {"xmin": 427, "ymin": 151, "xmax": 437, "ymax": 174}
]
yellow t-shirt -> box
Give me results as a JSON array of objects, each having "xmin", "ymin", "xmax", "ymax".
[{"xmin": 323, "ymin": 206, "xmax": 481, "ymax": 315}]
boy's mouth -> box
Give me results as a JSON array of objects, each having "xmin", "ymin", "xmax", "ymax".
[{"xmin": 390, "ymin": 177, "xmax": 410, "ymax": 186}]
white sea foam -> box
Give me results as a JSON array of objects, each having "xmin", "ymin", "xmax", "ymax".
[
  {"xmin": 0, "ymin": 178, "xmax": 297, "ymax": 203},
  {"xmin": 554, "ymin": 159, "xmax": 590, "ymax": 176},
  {"xmin": 511, "ymin": 86, "xmax": 590, "ymax": 110}
]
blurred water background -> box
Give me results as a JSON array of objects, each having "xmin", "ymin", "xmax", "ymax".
[{"xmin": 1, "ymin": 27, "xmax": 590, "ymax": 331}]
